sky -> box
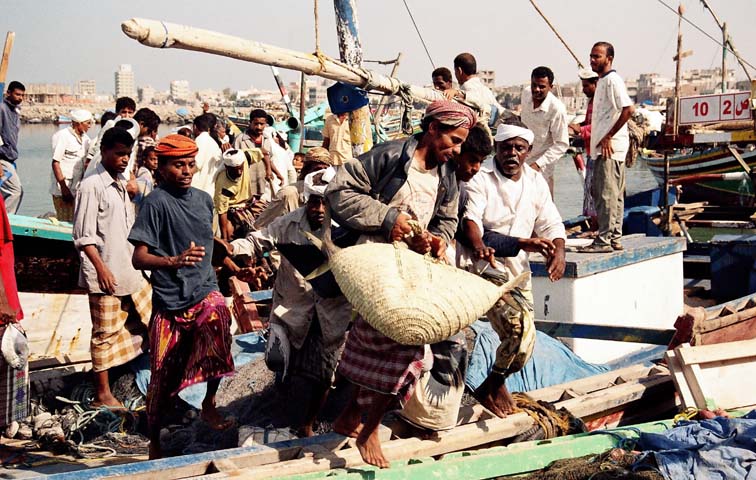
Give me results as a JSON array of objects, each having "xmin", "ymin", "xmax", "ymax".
[{"xmin": 3, "ymin": 0, "xmax": 756, "ymax": 94}]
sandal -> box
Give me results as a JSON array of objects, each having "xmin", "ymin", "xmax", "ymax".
[{"xmin": 576, "ymin": 243, "xmax": 613, "ymax": 253}]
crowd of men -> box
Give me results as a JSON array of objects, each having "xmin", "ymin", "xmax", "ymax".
[{"xmin": 0, "ymin": 41, "xmax": 633, "ymax": 467}]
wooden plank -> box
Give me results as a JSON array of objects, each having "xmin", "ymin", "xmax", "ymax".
[
  {"xmin": 0, "ymin": 31, "xmax": 14, "ymax": 90},
  {"xmin": 534, "ymin": 320, "xmax": 675, "ymax": 345},
  {"xmin": 664, "ymin": 350, "xmax": 697, "ymax": 408},
  {"xmin": 676, "ymin": 338, "xmax": 756, "ymax": 365},
  {"xmin": 522, "ymin": 364, "xmax": 654, "ymax": 403},
  {"xmin": 29, "ymin": 352, "xmax": 92, "ymax": 370}
]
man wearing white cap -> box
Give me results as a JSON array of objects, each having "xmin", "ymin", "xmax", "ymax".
[
  {"xmin": 50, "ymin": 109, "xmax": 92, "ymax": 221},
  {"xmin": 461, "ymin": 119, "xmax": 565, "ymax": 417},
  {"xmin": 229, "ymin": 167, "xmax": 351, "ymax": 438},
  {"xmin": 519, "ymin": 66, "xmax": 569, "ymax": 198},
  {"xmin": 570, "ymin": 69, "xmax": 600, "ymax": 228},
  {"xmin": 215, "ymin": 148, "xmax": 253, "ymax": 241}
]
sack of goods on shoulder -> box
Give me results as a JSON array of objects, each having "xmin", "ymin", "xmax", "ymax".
[{"xmin": 329, "ymin": 242, "xmax": 528, "ymax": 345}]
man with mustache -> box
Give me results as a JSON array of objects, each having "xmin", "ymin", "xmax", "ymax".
[{"xmin": 461, "ymin": 120, "xmax": 566, "ymax": 416}]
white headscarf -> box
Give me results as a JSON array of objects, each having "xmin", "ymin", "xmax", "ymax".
[
  {"xmin": 222, "ymin": 149, "xmax": 246, "ymax": 167},
  {"xmin": 69, "ymin": 109, "xmax": 92, "ymax": 123},
  {"xmin": 303, "ymin": 166, "xmax": 336, "ymax": 201},
  {"xmin": 494, "ymin": 124, "xmax": 535, "ymax": 145}
]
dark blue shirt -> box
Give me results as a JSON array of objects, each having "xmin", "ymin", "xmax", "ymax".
[
  {"xmin": 0, "ymin": 99, "xmax": 20, "ymax": 162},
  {"xmin": 128, "ymin": 185, "xmax": 218, "ymax": 311}
]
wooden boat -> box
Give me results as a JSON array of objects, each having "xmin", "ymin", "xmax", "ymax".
[{"xmin": 642, "ymin": 145, "xmax": 756, "ymax": 206}]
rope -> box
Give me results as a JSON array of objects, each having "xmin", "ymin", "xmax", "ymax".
[
  {"xmin": 402, "ymin": 0, "xmax": 435, "ymax": 68},
  {"xmin": 312, "ymin": 0, "xmax": 327, "ymax": 73},
  {"xmin": 398, "ymin": 83, "xmax": 415, "ymax": 135},
  {"xmin": 528, "ymin": 0, "xmax": 583, "ymax": 69}
]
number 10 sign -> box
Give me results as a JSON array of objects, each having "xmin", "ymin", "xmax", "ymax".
[{"xmin": 678, "ymin": 91, "xmax": 751, "ymax": 125}]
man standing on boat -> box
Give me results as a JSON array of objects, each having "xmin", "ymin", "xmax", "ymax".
[
  {"xmin": 444, "ymin": 53, "xmax": 504, "ymax": 128},
  {"xmin": 73, "ymin": 127, "xmax": 152, "ymax": 409},
  {"xmin": 234, "ymin": 109, "xmax": 283, "ymax": 197},
  {"xmin": 0, "ymin": 81, "xmax": 25, "ymax": 214},
  {"xmin": 580, "ymin": 42, "xmax": 634, "ymax": 253},
  {"xmin": 327, "ymin": 100, "xmax": 475, "ymax": 468},
  {"xmin": 520, "ymin": 66, "xmax": 569, "ymax": 198},
  {"xmin": 50, "ymin": 109, "xmax": 92, "ymax": 222}
]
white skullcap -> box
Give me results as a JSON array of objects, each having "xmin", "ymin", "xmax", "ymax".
[
  {"xmin": 304, "ymin": 166, "xmax": 336, "ymax": 201},
  {"xmin": 494, "ymin": 124, "xmax": 535, "ymax": 145},
  {"xmin": 117, "ymin": 118, "xmax": 140, "ymax": 140},
  {"xmin": 223, "ymin": 149, "xmax": 246, "ymax": 167},
  {"xmin": 578, "ymin": 68, "xmax": 599, "ymax": 80},
  {"xmin": 70, "ymin": 109, "xmax": 92, "ymax": 123}
]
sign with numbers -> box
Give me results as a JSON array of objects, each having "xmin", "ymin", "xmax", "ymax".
[{"xmin": 678, "ymin": 91, "xmax": 751, "ymax": 125}]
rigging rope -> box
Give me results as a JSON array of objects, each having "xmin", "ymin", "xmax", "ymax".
[
  {"xmin": 402, "ymin": 0, "xmax": 435, "ymax": 69},
  {"xmin": 312, "ymin": 0, "xmax": 327, "ymax": 73},
  {"xmin": 654, "ymin": 0, "xmax": 756, "ymax": 72}
]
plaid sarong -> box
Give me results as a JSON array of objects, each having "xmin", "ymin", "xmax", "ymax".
[
  {"xmin": 146, "ymin": 290, "xmax": 234, "ymax": 429},
  {"xmin": 0, "ymin": 328, "xmax": 28, "ymax": 428},
  {"xmin": 338, "ymin": 316, "xmax": 425, "ymax": 408},
  {"xmin": 88, "ymin": 280, "xmax": 152, "ymax": 372}
]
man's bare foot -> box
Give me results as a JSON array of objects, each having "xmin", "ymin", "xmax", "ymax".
[
  {"xmin": 201, "ymin": 400, "xmax": 234, "ymax": 431},
  {"xmin": 356, "ymin": 427, "xmax": 389, "ymax": 468},
  {"xmin": 91, "ymin": 392, "xmax": 126, "ymax": 410},
  {"xmin": 148, "ymin": 441, "xmax": 162, "ymax": 460},
  {"xmin": 333, "ymin": 409, "xmax": 363, "ymax": 438}
]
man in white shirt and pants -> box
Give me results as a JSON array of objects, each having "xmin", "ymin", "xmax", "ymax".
[
  {"xmin": 580, "ymin": 42, "xmax": 634, "ymax": 253},
  {"xmin": 519, "ymin": 66, "xmax": 569, "ymax": 198}
]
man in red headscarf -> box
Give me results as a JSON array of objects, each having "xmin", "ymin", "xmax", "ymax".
[
  {"xmin": 129, "ymin": 134, "xmax": 236, "ymax": 459},
  {"xmin": 326, "ymin": 100, "xmax": 476, "ymax": 468}
]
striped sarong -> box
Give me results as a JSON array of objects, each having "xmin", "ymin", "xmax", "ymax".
[
  {"xmin": 146, "ymin": 290, "xmax": 234, "ymax": 428},
  {"xmin": 0, "ymin": 328, "xmax": 28, "ymax": 428},
  {"xmin": 337, "ymin": 316, "xmax": 425, "ymax": 408},
  {"xmin": 88, "ymin": 280, "xmax": 152, "ymax": 372}
]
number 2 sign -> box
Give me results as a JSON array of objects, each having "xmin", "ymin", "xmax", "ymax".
[{"xmin": 679, "ymin": 92, "xmax": 751, "ymax": 125}]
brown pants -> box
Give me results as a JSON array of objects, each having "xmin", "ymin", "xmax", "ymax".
[{"xmin": 591, "ymin": 156, "xmax": 626, "ymax": 246}]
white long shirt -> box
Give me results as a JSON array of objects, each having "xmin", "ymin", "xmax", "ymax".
[
  {"xmin": 462, "ymin": 159, "xmax": 565, "ymax": 288},
  {"xmin": 520, "ymin": 89, "xmax": 569, "ymax": 178},
  {"xmin": 50, "ymin": 127, "xmax": 90, "ymax": 195},
  {"xmin": 191, "ymin": 131, "xmax": 223, "ymax": 198},
  {"xmin": 461, "ymin": 76, "xmax": 504, "ymax": 126},
  {"xmin": 590, "ymin": 71, "xmax": 633, "ymax": 161}
]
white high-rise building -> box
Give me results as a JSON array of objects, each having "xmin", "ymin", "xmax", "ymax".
[
  {"xmin": 139, "ymin": 85, "xmax": 156, "ymax": 104},
  {"xmin": 114, "ymin": 64, "xmax": 136, "ymax": 99},
  {"xmin": 170, "ymin": 80, "xmax": 191, "ymax": 102},
  {"xmin": 77, "ymin": 80, "xmax": 96, "ymax": 96}
]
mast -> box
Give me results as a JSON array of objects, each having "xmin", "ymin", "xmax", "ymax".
[
  {"xmin": 673, "ymin": 3, "xmax": 684, "ymax": 138},
  {"xmin": 721, "ymin": 22, "xmax": 727, "ymax": 93},
  {"xmin": 0, "ymin": 32, "xmax": 15, "ymax": 94},
  {"xmin": 699, "ymin": 0, "xmax": 752, "ymax": 83},
  {"xmin": 333, "ymin": 0, "xmax": 373, "ymax": 153}
]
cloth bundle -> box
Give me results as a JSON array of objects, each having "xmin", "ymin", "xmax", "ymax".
[{"xmin": 327, "ymin": 242, "xmax": 528, "ymax": 345}]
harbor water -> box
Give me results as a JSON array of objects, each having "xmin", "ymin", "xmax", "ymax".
[{"xmin": 13, "ymin": 124, "xmax": 659, "ymax": 219}]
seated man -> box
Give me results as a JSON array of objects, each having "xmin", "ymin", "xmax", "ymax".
[
  {"xmin": 215, "ymin": 149, "xmax": 255, "ymax": 241},
  {"xmin": 228, "ymin": 168, "xmax": 350, "ymax": 437},
  {"xmin": 460, "ymin": 120, "xmax": 566, "ymax": 416}
]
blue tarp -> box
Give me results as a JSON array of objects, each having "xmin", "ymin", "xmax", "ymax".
[
  {"xmin": 636, "ymin": 411, "xmax": 756, "ymax": 480},
  {"xmin": 132, "ymin": 332, "xmax": 266, "ymax": 409},
  {"xmin": 465, "ymin": 320, "xmax": 666, "ymax": 393}
]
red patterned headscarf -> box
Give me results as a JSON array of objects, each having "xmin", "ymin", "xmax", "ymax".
[
  {"xmin": 155, "ymin": 134, "xmax": 199, "ymax": 158},
  {"xmin": 423, "ymin": 100, "xmax": 477, "ymax": 129}
]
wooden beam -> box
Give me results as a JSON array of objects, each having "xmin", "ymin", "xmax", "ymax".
[
  {"xmin": 0, "ymin": 31, "xmax": 15, "ymax": 91},
  {"xmin": 534, "ymin": 320, "xmax": 676, "ymax": 345}
]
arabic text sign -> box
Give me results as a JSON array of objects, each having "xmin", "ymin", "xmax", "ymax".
[{"xmin": 678, "ymin": 92, "xmax": 751, "ymax": 125}]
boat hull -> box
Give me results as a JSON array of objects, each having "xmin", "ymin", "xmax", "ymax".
[{"xmin": 643, "ymin": 146, "xmax": 756, "ymax": 206}]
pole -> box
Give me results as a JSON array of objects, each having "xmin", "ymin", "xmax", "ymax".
[
  {"xmin": 528, "ymin": 0, "xmax": 584, "ymax": 69},
  {"xmin": 673, "ymin": 3, "xmax": 684, "ymax": 138},
  {"xmin": 373, "ymin": 53, "xmax": 403, "ymax": 131},
  {"xmin": 0, "ymin": 32, "xmax": 15, "ymax": 94},
  {"xmin": 663, "ymin": 151, "xmax": 671, "ymax": 234},
  {"xmin": 333, "ymin": 0, "xmax": 373, "ymax": 153},
  {"xmin": 270, "ymin": 66, "xmax": 294, "ymax": 117},
  {"xmin": 699, "ymin": 0, "xmax": 752, "ymax": 82},
  {"xmin": 299, "ymin": 72, "xmax": 306, "ymax": 153},
  {"xmin": 721, "ymin": 22, "xmax": 727, "ymax": 93}
]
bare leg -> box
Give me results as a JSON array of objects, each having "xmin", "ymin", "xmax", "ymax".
[
  {"xmin": 92, "ymin": 370, "xmax": 125, "ymax": 409},
  {"xmin": 474, "ymin": 373, "xmax": 517, "ymax": 418},
  {"xmin": 201, "ymin": 378, "xmax": 233, "ymax": 430},
  {"xmin": 297, "ymin": 383, "xmax": 330, "ymax": 438},
  {"xmin": 333, "ymin": 386, "xmax": 363, "ymax": 438},
  {"xmin": 355, "ymin": 392, "xmax": 392, "ymax": 469}
]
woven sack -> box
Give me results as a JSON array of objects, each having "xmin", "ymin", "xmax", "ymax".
[{"xmin": 327, "ymin": 242, "xmax": 527, "ymax": 345}]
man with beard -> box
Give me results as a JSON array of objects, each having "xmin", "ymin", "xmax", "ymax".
[
  {"xmin": 520, "ymin": 66, "xmax": 569, "ymax": 198},
  {"xmin": 233, "ymin": 109, "xmax": 284, "ymax": 196},
  {"xmin": 579, "ymin": 41, "xmax": 634, "ymax": 253},
  {"xmin": 461, "ymin": 120, "xmax": 566, "ymax": 417},
  {"xmin": 326, "ymin": 100, "xmax": 476, "ymax": 468},
  {"xmin": 0, "ymin": 81, "xmax": 25, "ymax": 213}
]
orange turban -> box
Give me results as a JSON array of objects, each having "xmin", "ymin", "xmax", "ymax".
[{"xmin": 155, "ymin": 134, "xmax": 199, "ymax": 158}]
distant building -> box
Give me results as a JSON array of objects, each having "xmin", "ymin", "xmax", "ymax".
[
  {"xmin": 77, "ymin": 80, "xmax": 96, "ymax": 97},
  {"xmin": 170, "ymin": 80, "xmax": 191, "ymax": 103},
  {"xmin": 114, "ymin": 64, "xmax": 136, "ymax": 99},
  {"xmin": 306, "ymin": 78, "xmax": 331, "ymax": 106},
  {"xmin": 479, "ymin": 70, "xmax": 496, "ymax": 89},
  {"xmin": 139, "ymin": 85, "xmax": 156, "ymax": 104},
  {"xmin": 637, "ymin": 73, "xmax": 675, "ymax": 105},
  {"xmin": 26, "ymin": 83, "xmax": 74, "ymax": 104}
]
